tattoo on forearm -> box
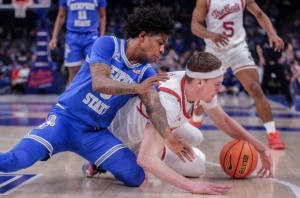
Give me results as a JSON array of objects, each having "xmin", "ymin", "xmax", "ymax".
[
  {"xmin": 100, "ymin": 82, "xmax": 135, "ymax": 95},
  {"xmin": 91, "ymin": 62, "xmax": 136, "ymax": 95},
  {"xmin": 141, "ymin": 90, "xmax": 171, "ymax": 139}
]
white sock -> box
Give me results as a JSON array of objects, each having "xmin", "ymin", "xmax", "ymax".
[
  {"xmin": 263, "ymin": 121, "xmax": 276, "ymax": 134},
  {"xmin": 192, "ymin": 113, "xmax": 203, "ymax": 122}
]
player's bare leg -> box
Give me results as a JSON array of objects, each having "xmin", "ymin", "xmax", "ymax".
[
  {"xmin": 235, "ymin": 69, "xmax": 285, "ymax": 149},
  {"xmin": 67, "ymin": 66, "xmax": 81, "ymax": 87}
]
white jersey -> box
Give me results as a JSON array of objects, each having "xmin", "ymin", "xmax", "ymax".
[
  {"xmin": 205, "ymin": 0, "xmax": 246, "ymax": 50},
  {"xmin": 109, "ymin": 71, "xmax": 218, "ymax": 151}
]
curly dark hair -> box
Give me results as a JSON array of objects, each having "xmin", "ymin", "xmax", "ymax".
[{"xmin": 124, "ymin": 5, "xmax": 174, "ymax": 39}]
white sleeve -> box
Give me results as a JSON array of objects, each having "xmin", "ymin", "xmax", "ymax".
[
  {"xmin": 159, "ymin": 92, "xmax": 181, "ymax": 125},
  {"xmin": 200, "ymin": 95, "xmax": 218, "ymax": 109}
]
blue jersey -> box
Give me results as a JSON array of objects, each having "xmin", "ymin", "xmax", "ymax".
[
  {"xmin": 60, "ymin": 0, "xmax": 107, "ymax": 33},
  {"xmin": 57, "ymin": 36, "xmax": 157, "ymax": 128}
]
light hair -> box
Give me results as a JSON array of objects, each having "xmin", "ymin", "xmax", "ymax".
[{"xmin": 185, "ymin": 52, "xmax": 222, "ymax": 82}]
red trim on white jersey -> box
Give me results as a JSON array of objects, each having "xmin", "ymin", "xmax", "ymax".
[
  {"xmin": 137, "ymin": 101, "xmax": 148, "ymax": 119},
  {"xmin": 233, "ymin": 64, "xmax": 257, "ymax": 74},
  {"xmin": 207, "ymin": 0, "xmax": 211, "ymax": 12},
  {"xmin": 158, "ymin": 76, "xmax": 193, "ymax": 120},
  {"xmin": 161, "ymin": 146, "xmax": 166, "ymax": 161},
  {"xmin": 241, "ymin": 0, "xmax": 245, "ymax": 10},
  {"xmin": 180, "ymin": 76, "xmax": 194, "ymax": 119}
]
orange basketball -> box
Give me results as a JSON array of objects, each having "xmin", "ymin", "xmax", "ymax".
[{"xmin": 219, "ymin": 139, "xmax": 258, "ymax": 178}]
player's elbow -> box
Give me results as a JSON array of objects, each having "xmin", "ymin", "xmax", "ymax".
[{"xmin": 191, "ymin": 22, "xmax": 197, "ymax": 35}]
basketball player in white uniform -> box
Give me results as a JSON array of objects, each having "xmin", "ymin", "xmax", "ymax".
[
  {"xmin": 191, "ymin": 0, "xmax": 285, "ymax": 149},
  {"xmin": 83, "ymin": 52, "xmax": 273, "ymax": 195}
]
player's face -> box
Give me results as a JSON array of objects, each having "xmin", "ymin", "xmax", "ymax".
[
  {"xmin": 140, "ymin": 32, "xmax": 168, "ymax": 62},
  {"xmin": 197, "ymin": 75, "xmax": 224, "ymax": 103}
]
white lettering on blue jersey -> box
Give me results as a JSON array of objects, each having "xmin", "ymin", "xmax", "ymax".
[
  {"xmin": 74, "ymin": 20, "xmax": 91, "ymax": 27},
  {"xmin": 111, "ymin": 66, "xmax": 135, "ymax": 84},
  {"xmin": 69, "ymin": 3, "xmax": 95, "ymax": 10},
  {"xmin": 82, "ymin": 93, "xmax": 110, "ymax": 115}
]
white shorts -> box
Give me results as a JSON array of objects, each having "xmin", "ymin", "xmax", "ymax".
[{"xmin": 205, "ymin": 41, "xmax": 257, "ymax": 75}]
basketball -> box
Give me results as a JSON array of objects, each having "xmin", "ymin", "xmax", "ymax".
[{"xmin": 219, "ymin": 139, "xmax": 258, "ymax": 179}]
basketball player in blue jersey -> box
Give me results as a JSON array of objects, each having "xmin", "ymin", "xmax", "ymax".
[
  {"xmin": 0, "ymin": 5, "xmax": 193, "ymax": 187},
  {"xmin": 49, "ymin": 0, "xmax": 107, "ymax": 86}
]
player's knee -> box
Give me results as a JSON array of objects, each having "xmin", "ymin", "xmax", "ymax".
[
  {"xmin": 191, "ymin": 161, "xmax": 206, "ymax": 178},
  {"xmin": 189, "ymin": 148, "xmax": 206, "ymax": 177},
  {"xmin": 248, "ymin": 81, "xmax": 264, "ymax": 98},
  {"xmin": 113, "ymin": 165, "xmax": 145, "ymax": 187},
  {"xmin": 106, "ymin": 151, "xmax": 145, "ymax": 187},
  {"xmin": 189, "ymin": 132, "xmax": 203, "ymax": 146}
]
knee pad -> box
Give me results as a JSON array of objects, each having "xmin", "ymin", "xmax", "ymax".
[
  {"xmin": 173, "ymin": 123, "xmax": 203, "ymax": 146},
  {"xmin": 191, "ymin": 147, "xmax": 206, "ymax": 177},
  {"xmin": 163, "ymin": 146, "xmax": 206, "ymax": 178}
]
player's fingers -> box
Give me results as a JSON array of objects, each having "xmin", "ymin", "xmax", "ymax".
[
  {"xmin": 274, "ymin": 41, "xmax": 284, "ymax": 52},
  {"xmin": 181, "ymin": 151, "xmax": 193, "ymax": 162},
  {"xmin": 174, "ymin": 136, "xmax": 185, "ymax": 143},
  {"xmin": 223, "ymin": 36, "xmax": 230, "ymax": 42},
  {"xmin": 177, "ymin": 153, "xmax": 186, "ymax": 163},
  {"xmin": 154, "ymin": 73, "xmax": 169, "ymax": 78},
  {"xmin": 258, "ymin": 168, "xmax": 268, "ymax": 178},
  {"xmin": 220, "ymin": 40, "xmax": 228, "ymax": 47},
  {"xmin": 267, "ymin": 168, "xmax": 274, "ymax": 178},
  {"xmin": 149, "ymin": 75, "xmax": 169, "ymax": 82},
  {"xmin": 257, "ymin": 167, "xmax": 264, "ymax": 177},
  {"xmin": 210, "ymin": 186, "xmax": 231, "ymax": 193},
  {"xmin": 184, "ymin": 145, "xmax": 195, "ymax": 158},
  {"xmin": 212, "ymin": 183, "xmax": 232, "ymax": 189}
]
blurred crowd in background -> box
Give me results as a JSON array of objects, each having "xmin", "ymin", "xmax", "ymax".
[{"xmin": 0, "ymin": 0, "xmax": 300, "ymax": 106}]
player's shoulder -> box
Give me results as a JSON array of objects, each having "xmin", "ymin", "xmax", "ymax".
[
  {"xmin": 94, "ymin": 36, "xmax": 120, "ymax": 48},
  {"xmin": 167, "ymin": 70, "xmax": 186, "ymax": 77}
]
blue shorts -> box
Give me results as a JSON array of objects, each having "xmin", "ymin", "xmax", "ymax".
[
  {"xmin": 25, "ymin": 106, "xmax": 131, "ymax": 168},
  {"xmin": 64, "ymin": 31, "xmax": 99, "ymax": 67}
]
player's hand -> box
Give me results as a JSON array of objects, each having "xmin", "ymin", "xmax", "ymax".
[
  {"xmin": 49, "ymin": 39, "xmax": 57, "ymax": 50},
  {"xmin": 165, "ymin": 134, "xmax": 195, "ymax": 162},
  {"xmin": 209, "ymin": 33, "xmax": 229, "ymax": 48},
  {"xmin": 257, "ymin": 148, "xmax": 274, "ymax": 178},
  {"xmin": 269, "ymin": 35, "xmax": 284, "ymax": 52},
  {"xmin": 259, "ymin": 57, "xmax": 266, "ymax": 66},
  {"xmin": 190, "ymin": 181, "xmax": 231, "ymax": 195},
  {"xmin": 134, "ymin": 73, "xmax": 170, "ymax": 94}
]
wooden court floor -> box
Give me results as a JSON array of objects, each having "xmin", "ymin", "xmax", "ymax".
[{"xmin": 0, "ymin": 94, "xmax": 300, "ymax": 198}]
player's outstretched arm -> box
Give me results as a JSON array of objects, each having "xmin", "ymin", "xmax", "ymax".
[
  {"xmin": 205, "ymin": 102, "xmax": 274, "ymax": 178},
  {"xmin": 140, "ymin": 90, "xmax": 194, "ymax": 159},
  {"xmin": 90, "ymin": 63, "xmax": 169, "ymax": 95},
  {"xmin": 138, "ymin": 124, "xmax": 231, "ymax": 194}
]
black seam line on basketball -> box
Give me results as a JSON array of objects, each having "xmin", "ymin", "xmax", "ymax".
[
  {"xmin": 223, "ymin": 139, "xmax": 240, "ymax": 172},
  {"xmin": 246, "ymin": 141, "xmax": 255, "ymax": 177},
  {"xmin": 233, "ymin": 140, "xmax": 245, "ymax": 178},
  {"xmin": 223, "ymin": 139, "xmax": 240, "ymax": 171}
]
